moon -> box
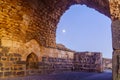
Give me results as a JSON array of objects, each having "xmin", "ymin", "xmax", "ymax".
[{"xmin": 62, "ymin": 29, "xmax": 66, "ymax": 33}]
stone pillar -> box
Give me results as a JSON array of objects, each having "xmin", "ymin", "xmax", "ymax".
[{"xmin": 112, "ymin": 20, "xmax": 120, "ymax": 80}]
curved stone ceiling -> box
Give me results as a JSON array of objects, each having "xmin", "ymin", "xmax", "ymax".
[{"xmin": 0, "ymin": 0, "xmax": 116, "ymax": 48}]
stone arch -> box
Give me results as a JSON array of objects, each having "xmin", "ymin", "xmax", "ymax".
[
  {"xmin": 40, "ymin": 0, "xmax": 111, "ymax": 47},
  {"xmin": 0, "ymin": 0, "xmax": 111, "ymax": 48},
  {"xmin": 1, "ymin": 0, "xmax": 120, "ymax": 79},
  {"xmin": 26, "ymin": 52, "xmax": 39, "ymax": 70},
  {"xmin": 54, "ymin": 0, "xmax": 111, "ymax": 41},
  {"xmin": 20, "ymin": 39, "xmax": 41, "ymax": 61},
  {"xmin": 46, "ymin": 0, "xmax": 110, "ymax": 47}
]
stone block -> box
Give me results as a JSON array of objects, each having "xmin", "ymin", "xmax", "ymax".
[
  {"xmin": 16, "ymin": 71, "xmax": 24, "ymax": 76},
  {"xmin": 10, "ymin": 58, "xmax": 15, "ymax": 61},
  {"xmin": 16, "ymin": 61, "xmax": 26, "ymax": 64},
  {"xmin": 0, "ymin": 72, "xmax": 3, "ymax": 77},
  {"xmin": 1, "ymin": 57, "xmax": 6, "ymax": 61},
  {"xmin": 4, "ymin": 72, "xmax": 12, "ymax": 76},
  {"xmin": 112, "ymin": 20, "xmax": 120, "ymax": 49},
  {"xmin": 5, "ymin": 68, "xmax": 9, "ymax": 71},
  {"xmin": 0, "ymin": 63, "xmax": 3, "ymax": 67},
  {"xmin": 113, "ymin": 50, "xmax": 120, "ymax": 80}
]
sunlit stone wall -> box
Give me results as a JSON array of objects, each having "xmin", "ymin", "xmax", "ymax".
[
  {"xmin": 0, "ymin": 39, "xmax": 75, "ymax": 77},
  {"xmin": 2, "ymin": 0, "xmax": 120, "ymax": 79},
  {"xmin": 0, "ymin": 0, "xmax": 111, "ymax": 48},
  {"xmin": 0, "ymin": 0, "xmax": 57, "ymax": 48}
]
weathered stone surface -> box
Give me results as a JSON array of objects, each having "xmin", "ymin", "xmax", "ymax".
[
  {"xmin": 112, "ymin": 20, "xmax": 120, "ymax": 50},
  {"xmin": 103, "ymin": 58, "xmax": 112, "ymax": 70},
  {"xmin": 112, "ymin": 50, "xmax": 120, "ymax": 80},
  {"xmin": 74, "ymin": 52, "xmax": 103, "ymax": 72},
  {"xmin": 110, "ymin": 0, "xmax": 120, "ymax": 20},
  {"xmin": 0, "ymin": 0, "xmax": 112, "ymax": 48},
  {"xmin": 2, "ymin": 0, "xmax": 120, "ymax": 79},
  {"xmin": 0, "ymin": 38, "xmax": 104, "ymax": 78}
]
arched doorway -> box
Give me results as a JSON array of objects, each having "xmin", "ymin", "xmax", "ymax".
[{"xmin": 26, "ymin": 53, "xmax": 39, "ymax": 75}]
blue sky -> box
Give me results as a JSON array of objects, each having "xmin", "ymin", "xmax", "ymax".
[{"xmin": 56, "ymin": 5, "xmax": 112, "ymax": 58}]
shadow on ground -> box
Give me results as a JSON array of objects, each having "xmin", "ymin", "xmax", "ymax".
[{"xmin": 2, "ymin": 70, "xmax": 112, "ymax": 80}]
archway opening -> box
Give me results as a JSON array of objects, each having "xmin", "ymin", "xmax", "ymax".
[
  {"xmin": 56, "ymin": 4, "xmax": 112, "ymax": 75},
  {"xmin": 26, "ymin": 53, "xmax": 39, "ymax": 70}
]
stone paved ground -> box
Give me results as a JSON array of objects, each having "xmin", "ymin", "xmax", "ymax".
[{"xmin": 1, "ymin": 70, "xmax": 112, "ymax": 80}]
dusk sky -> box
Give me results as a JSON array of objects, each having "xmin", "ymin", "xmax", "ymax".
[{"xmin": 56, "ymin": 5, "xmax": 112, "ymax": 58}]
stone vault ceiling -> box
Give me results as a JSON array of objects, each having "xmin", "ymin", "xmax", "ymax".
[{"xmin": 1, "ymin": 0, "xmax": 118, "ymax": 48}]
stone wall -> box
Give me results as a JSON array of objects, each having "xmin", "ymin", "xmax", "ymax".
[
  {"xmin": 0, "ymin": 39, "xmax": 75, "ymax": 78},
  {"xmin": 36, "ymin": 45, "xmax": 74, "ymax": 75},
  {"xmin": 103, "ymin": 58, "xmax": 112, "ymax": 70},
  {"xmin": 111, "ymin": 20, "xmax": 120, "ymax": 80},
  {"xmin": 74, "ymin": 52, "xmax": 103, "ymax": 72},
  {"xmin": 38, "ymin": 56, "xmax": 73, "ymax": 74},
  {"xmin": 0, "ymin": 38, "xmax": 104, "ymax": 78},
  {"xmin": 0, "ymin": 47, "xmax": 25, "ymax": 78}
]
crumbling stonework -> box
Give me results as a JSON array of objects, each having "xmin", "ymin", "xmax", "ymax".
[
  {"xmin": 74, "ymin": 52, "xmax": 103, "ymax": 72},
  {"xmin": 103, "ymin": 58, "xmax": 112, "ymax": 70},
  {"xmin": 0, "ymin": 47, "xmax": 25, "ymax": 77},
  {"xmin": 0, "ymin": 39, "xmax": 75, "ymax": 77}
]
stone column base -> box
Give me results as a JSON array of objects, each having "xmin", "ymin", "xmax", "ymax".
[{"xmin": 113, "ymin": 50, "xmax": 120, "ymax": 80}]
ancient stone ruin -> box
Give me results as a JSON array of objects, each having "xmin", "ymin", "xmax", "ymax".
[
  {"xmin": 103, "ymin": 58, "xmax": 112, "ymax": 70},
  {"xmin": 74, "ymin": 52, "xmax": 103, "ymax": 72},
  {"xmin": 0, "ymin": 0, "xmax": 120, "ymax": 80}
]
